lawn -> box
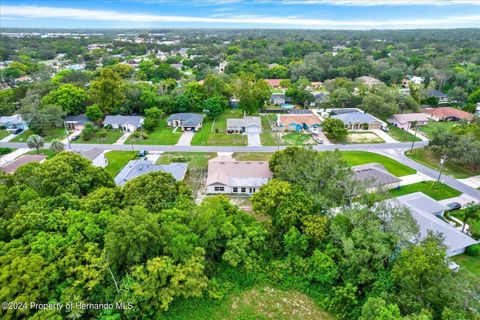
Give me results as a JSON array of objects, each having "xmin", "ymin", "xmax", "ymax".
[
  {"xmin": 406, "ymin": 148, "xmax": 480, "ymax": 179},
  {"xmin": 387, "ymin": 124, "xmax": 422, "ymax": 142},
  {"xmin": 0, "ymin": 129, "xmax": 10, "ymax": 140},
  {"xmin": 260, "ymin": 114, "xmax": 278, "ymax": 146},
  {"xmin": 27, "ymin": 149, "xmax": 58, "ymax": 159},
  {"xmin": 232, "ymin": 152, "xmax": 273, "ymax": 161},
  {"xmin": 104, "ymin": 151, "xmax": 137, "ymax": 177},
  {"xmin": 74, "ymin": 129, "xmax": 124, "ymax": 144},
  {"xmin": 340, "ymin": 151, "xmax": 416, "ymax": 177},
  {"xmin": 389, "ymin": 181, "xmax": 461, "ymax": 200},
  {"xmin": 452, "ymin": 254, "xmax": 480, "ymax": 278},
  {"xmin": 282, "ymin": 132, "xmax": 314, "ymax": 146},
  {"xmin": 419, "ymin": 121, "xmax": 457, "ymax": 138},
  {"xmin": 191, "ymin": 109, "xmax": 247, "ymax": 146},
  {"xmin": 11, "ymin": 127, "xmax": 66, "ymax": 143},
  {"xmin": 126, "ymin": 119, "xmax": 181, "ymax": 145}
]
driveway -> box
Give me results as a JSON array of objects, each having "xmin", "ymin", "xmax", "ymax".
[
  {"xmin": 176, "ymin": 131, "xmax": 195, "ymax": 146},
  {"xmin": 399, "ymin": 172, "xmax": 433, "ymax": 186},
  {"xmin": 247, "ymin": 133, "xmax": 261, "ymax": 146},
  {"xmin": 114, "ymin": 131, "xmax": 133, "ymax": 145},
  {"xmin": 371, "ymin": 129, "xmax": 397, "ymax": 143},
  {"xmin": 407, "ymin": 128, "xmax": 429, "ymax": 141}
]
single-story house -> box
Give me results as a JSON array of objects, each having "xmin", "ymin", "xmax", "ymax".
[
  {"xmin": 409, "ymin": 76, "xmax": 424, "ymax": 85},
  {"xmin": 0, "ymin": 114, "xmax": 28, "ymax": 131},
  {"xmin": 75, "ymin": 148, "xmax": 107, "ymax": 168},
  {"xmin": 330, "ymin": 109, "xmax": 385, "ymax": 130},
  {"xmin": 278, "ymin": 114, "xmax": 322, "ymax": 132},
  {"xmin": 64, "ymin": 114, "xmax": 89, "ymax": 130},
  {"xmin": 167, "ymin": 113, "xmax": 204, "ymax": 131},
  {"xmin": 270, "ymin": 92, "xmax": 286, "ymax": 105},
  {"xmin": 265, "ymin": 79, "xmax": 284, "ymax": 88},
  {"xmin": 394, "ymin": 192, "xmax": 478, "ymax": 256},
  {"xmin": 1, "ymin": 155, "xmax": 47, "ymax": 174},
  {"xmin": 388, "ymin": 113, "xmax": 430, "ymax": 130},
  {"xmin": 226, "ymin": 116, "xmax": 262, "ymax": 134},
  {"xmin": 114, "ymin": 159, "xmax": 188, "ymax": 186},
  {"xmin": 428, "ymin": 90, "xmax": 449, "ymax": 104},
  {"xmin": 355, "ymin": 76, "xmax": 381, "ymax": 86},
  {"xmin": 206, "ymin": 155, "xmax": 272, "ymax": 195},
  {"xmin": 352, "ymin": 163, "xmax": 401, "ymax": 191},
  {"xmin": 424, "ymin": 107, "xmax": 474, "ymax": 122},
  {"xmin": 103, "ymin": 115, "xmax": 144, "ymax": 132}
]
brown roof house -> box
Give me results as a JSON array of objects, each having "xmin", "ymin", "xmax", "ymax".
[
  {"xmin": 424, "ymin": 107, "xmax": 474, "ymax": 122},
  {"xmin": 1, "ymin": 154, "xmax": 46, "ymax": 174},
  {"xmin": 206, "ymin": 155, "xmax": 272, "ymax": 195}
]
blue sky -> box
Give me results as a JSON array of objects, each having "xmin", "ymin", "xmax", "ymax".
[{"xmin": 1, "ymin": 0, "xmax": 479, "ymax": 29}]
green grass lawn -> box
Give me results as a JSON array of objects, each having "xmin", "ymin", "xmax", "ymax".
[
  {"xmin": 387, "ymin": 124, "xmax": 421, "ymax": 142},
  {"xmin": 389, "ymin": 181, "xmax": 461, "ymax": 200},
  {"xmin": 419, "ymin": 121, "xmax": 457, "ymax": 138},
  {"xmin": 260, "ymin": 114, "xmax": 278, "ymax": 146},
  {"xmin": 74, "ymin": 129, "xmax": 124, "ymax": 144},
  {"xmin": 191, "ymin": 109, "xmax": 247, "ymax": 146},
  {"xmin": 340, "ymin": 151, "xmax": 416, "ymax": 177},
  {"xmin": 126, "ymin": 119, "xmax": 181, "ymax": 145},
  {"xmin": 232, "ymin": 152, "xmax": 273, "ymax": 161},
  {"xmin": 104, "ymin": 151, "xmax": 137, "ymax": 177},
  {"xmin": 406, "ymin": 148, "xmax": 480, "ymax": 179},
  {"xmin": 282, "ymin": 132, "xmax": 314, "ymax": 146},
  {"xmin": 452, "ymin": 254, "xmax": 480, "ymax": 278},
  {"xmin": 0, "ymin": 147, "xmax": 15, "ymax": 155},
  {"xmin": 27, "ymin": 149, "xmax": 57, "ymax": 159},
  {"xmin": 0, "ymin": 129, "xmax": 10, "ymax": 140},
  {"xmin": 11, "ymin": 127, "xmax": 66, "ymax": 143}
]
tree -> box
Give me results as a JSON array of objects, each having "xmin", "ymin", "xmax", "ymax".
[
  {"xmin": 41, "ymin": 84, "xmax": 89, "ymax": 115},
  {"xmin": 359, "ymin": 297, "xmax": 401, "ymax": 320},
  {"xmin": 322, "ymin": 117, "xmax": 348, "ymax": 141},
  {"xmin": 27, "ymin": 134, "xmax": 44, "ymax": 154},
  {"xmin": 143, "ymin": 107, "xmax": 164, "ymax": 132},
  {"xmin": 234, "ymin": 74, "xmax": 271, "ymax": 114},
  {"xmin": 49, "ymin": 139, "xmax": 64, "ymax": 153},
  {"xmin": 85, "ymin": 104, "xmax": 104, "ymax": 123},
  {"xmin": 203, "ymin": 95, "xmax": 225, "ymax": 119},
  {"xmin": 19, "ymin": 104, "xmax": 65, "ymax": 136},
  {"xmin": 81, "ymin": 122, "xmax": 96, "ymax": 141},
  {"xmin": 461, "ymin": 203, "xmax": 479, "ymax": 233},
  {"xmin": 89, "ymin": 67, "xmax": 125, "ymax": 114}
]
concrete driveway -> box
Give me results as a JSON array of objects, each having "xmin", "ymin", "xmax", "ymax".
[
  {"xmin": 247, "ymin": 133, "xmax": 261, "ymax": 146},
  {"xmin": 371, "ymin": 129, "xmax": 397, "ymax": 143},
  {"xmin": 176, "ymin": 131, "xmax": 195, "ymax": 146}
]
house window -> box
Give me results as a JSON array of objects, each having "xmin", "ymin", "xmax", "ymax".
[
  {"xmin": 233, "ymin": 187, "xmax": 238, "ymax": 192},
  {"xmin": 214, "ymin": 186, "xmax": 224, "ymax": 192},
  {"xmin": 241, "ymin": 187, "xmax": 246, "ymax": 193}
]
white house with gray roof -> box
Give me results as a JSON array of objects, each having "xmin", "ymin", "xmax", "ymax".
[
  {"xmin": 167, "ymin": 113, "xmax": 204, "ymax": 131},
  {"xmin": 352, "ymin": 163, "xmax": 401, "ymax": 191},
  {"xmin": 114, "ymin": 159, "xmax": 188, "ymax": 186},
  {"xmin": 328, "ymin": 108, "xmax": 386, "ymax": 130},
  {"xmin": 226, "ymin": 116, "xmax": 262, "ymax": 134},
  {"xmin": 103, "ymin": 115, "xmax": 144, "ymax": 132}
]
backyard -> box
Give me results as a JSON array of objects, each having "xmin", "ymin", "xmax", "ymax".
[
  {"xmin": 126, "ymin": 119, "xmax": 181, "ymax": 145},
  {"xmin": 389, "ymin": 181, "xmax": 461, "ymax": 200},
  {"xmin": 452, "ymin": 254, "xmax": 480, "ymax": 278},
  {"xmin": 419, "ymin": 121, "xmax": 457, "ymax": 138},
  {"xmin": 406, "ymin": 148, "xmax": 480, "ymax": 179},
  {"xmin": 104, "ymin": 150, "xmax": 137, "ymax": 177},
  {"xmin": 73, "ymin": 129, "xmax": 124, "ymax": 144},
  {"xmin": 191, "ymin": 109, "xmax": 247, "ymax": 146},
  {"xmin": 387, "ymin": 124, "xmax": 421, "ymax": 142},
  {"xmin": 340, "ymin": 151, "xmax": 416, "ymax": 177},
  {"xmin": 11, "ymin": 127, "xmax": 66, "ymax": 142}
]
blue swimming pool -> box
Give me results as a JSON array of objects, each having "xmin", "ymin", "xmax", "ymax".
[{"xmin": 281, "ymin": 104, "xmax": 294, "ymax": 110}]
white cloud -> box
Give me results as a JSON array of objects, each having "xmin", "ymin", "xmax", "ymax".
[
  {"xmin": 1, "ymin": 5, "xmax": 479, "ymax": 29},
  {"xmin": 278, "ymin": 0, "xmax": 480, "ymax": 5}
]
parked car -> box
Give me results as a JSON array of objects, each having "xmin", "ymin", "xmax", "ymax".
[
  {"xmin": 446, "ymin": 202, "xmax": 462, "ymax": 212},
  {"xmin": 138, "ymin": 150, "xmax": 148, "ymax": 157},
  {"xmin": 313, "ymin": 135, "xmax": 323, "ymax": 144},
  {"xmin": 381, "ymin": 126, "xmax": 389, "ymax": 132},
  {"xmin": 13, "ymin": 128, "xmax": 23, "ymax": 135},
  {"xmin": 71, "ymin": 135, "xmax": 80, "ymax": 141}
]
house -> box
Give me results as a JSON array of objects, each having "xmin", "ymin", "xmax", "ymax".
[
  {"xmin": 394, "ymin": 192, "xmax": 478, "ymax": 256},
  {"xmin": 475, "ymin": 102, "xmax": 480, "ymax": 116},
  {"xmin": 206, "ymin": 156, "xmax": 272, "ymax": 195},
  {"xmin": 167, "ymin": 113, "xmax": 204, "ymax": 131},
  {"xmin": 428, "ymin": 90, "xmax": 449, "ymax": 104},
  {"xmin": 330, "ymin": 108, "xmax": 386, "ymax": 130},
  {"xmin": 0, "ymin": 114, "xmax": 28, "ymax": 131},
  {"xmin": 103, "ymin": 115, "xmax": 144, "ymax": 132},
  {"xmin": 171, "ymin": 63, "xmax": 183, "ymax": 71},
  {"xmin": 355, "ymin": 76, "xmax": 381, "ymax": 86},
  {"xmin": 226, "ymin": 116, "xmax": 262, "ymax": 134},
  {"xmin": 64, "ymin": 114, "xmax": 89, "ymax": 130},
  {"xmin": 388, "ymin": 113, "xmax": 430, "ymax": 130},
  {"xmin": 424, "ymin": 107, "xmax": 474, "ymax": 122},
  {"xmin": 178, "ymin": 48, "xmax": 189, "ymax": 57},
  {"xmin": 15, "ymin": 75, "xmax": 33, "ymax": 83},
  {"xmin": 218, "ymin": 61, "xmax": 228, "ymax": 73},
  {"xmin": 1, "ymin": 155, "xmax": 47, "ymax": 174},
  {"xmin": 409, "ymin": 76, "xmax": 424, "ymax": 85},
  {"xmin": 114, "ymin": 159, "xmax": 188, "ymax": 186},
  {"xmin": 277, "ymin": 114, "xmax": 322, "ymax": 132},
  {"xmin": 352, "ymin": 163, "xmax": 401, "ymax": 191},
  {"xmin": 265, "ymin": 79, "xmax": 284, "ymax": 88},
  {"xmin": 270, "ymin": 92, "xmax": 286, "ymax": 105},
  {"xmin": 75, "ymin": 148, "xmax": 107, "ymax": 168}
]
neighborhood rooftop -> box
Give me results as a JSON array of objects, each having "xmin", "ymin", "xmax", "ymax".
[
  {"xmin": 352, "ymin": 163, "xmax": 401, "ymax": 188},
  {"xmin": 390, "ymin": 113, "xmax": 430, "ymax": 123},
  {"xmin": 424, "ymin": 107, "xmax": 474, "ymax": 121},
  {"xmin": 206, "ymin": 156, "xmax": 272, "ymax": 187},
  {"xmin": 103, "ymin": 115, "xmax": 144, "ymax": 126},
  {"xmin": 167, "ymin": 113, "xmax": 204, "ymax": 127},
  {"xmin": 331, "ymin": 110, "xmax": 383, "ymax": 125},
  {"xmin": 278, "ymin": 114, "xmax": 321, "ymax": 127},
  {"xmin": 114, "ymin": 159, "xmax": 188, "ymax": 186},
  {"xmin": 226, "ymin": 116, "xmax": 261, "ymax": 128},
  {"xmin": 1, "ymin": 155, "xmax": 47, "ymax": 174}
]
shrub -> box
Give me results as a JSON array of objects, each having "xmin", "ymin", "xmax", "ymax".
[
  {"xmin": 465, "ymin": 244, "xmax": 480, "ymax": 256},
  {"xmin": 97, "ymin": 130, "xmax": 108, "ymax": 139},
  {"xmin": 0, "ymin": 147, "xmax": 13, "ymax": 155}
]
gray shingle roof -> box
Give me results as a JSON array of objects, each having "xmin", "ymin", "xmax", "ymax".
[
  {"xmin": 352, "ymin": 163, "xmax": 401, "ymax": 187},
  {"xmin": 428, "ymin": 90, "xmax": 448, "ymax": 98},
  {"xmin": 64, "ymin": 114, "xmax": 89, "ymax": 125},
  {"xmin": 227, "ymin": 116, "xmax": 261, "ymax": 128},
  {"xmin": 167, "ymin": 113, "xmax": 204, "ymax": 127},
  {"xmin": 331, "ymin": 111, "xmax": 380, "ymax": 125},
  {"xmin": 114, "ymin": 159, "xmax": 188, "ymax": 186},
  {"xmin": 103, "ymin": 115, "xmax": 144, "ymax": 127}
]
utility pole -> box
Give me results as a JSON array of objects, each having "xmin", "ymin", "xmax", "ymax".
[
  {"xmin": 410, "ymin": 121, "xmax": 418, "ymax": 153},
  {"xmin": 64, "ymin": 122, "xmax": 71, "ymax": 150},
  {"xmin": 437, "ymin": 155, "xmax": 447, "ymax": 182}
]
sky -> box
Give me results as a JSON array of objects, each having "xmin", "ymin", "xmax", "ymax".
[{"xmin": 1, "ymin": 0, "xmax": 479, "ymax": 30}]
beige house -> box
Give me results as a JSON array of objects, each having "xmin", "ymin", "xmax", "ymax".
[{"xmin": 388, "ymin": 113, "xmax": 430, "ymax": 130}]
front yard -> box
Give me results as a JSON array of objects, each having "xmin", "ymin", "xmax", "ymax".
[
  {"xmin": 346, "ymin": 131, "xmax": 384, "ymax": 144},
  {"xmin": 389, "ymin": 181, "xmax": 461, "ymax": 200},
  {"xmin": 340, "ymin": 151, "xmax": 416, "ymax": 177},
  {"xmin": 282, "ymin": 132, "xmax": 315, "ymax": 146},
  {"xmin": 11, "ymin": 127, "xmax": 66, "ymax": 143},
  {"xmin": 126, "ymin": 119, "xmax": 181, "ymax": 145},
  {"xmin": 406, "ymin": 148, "xmax": 480, "ymax": 179},
  {"xmin": 387, "ymin": 124, "xmax": 422, "ymax": 142},
  {"xmin": 260, "ymin": 114, "xmax": 278, "ymax": 146},
  {"xmin": 232, "ymin": 152, "xmax": 273, "ymax": 161},
  {"xmin": 0, "ymin": 129, "xmax": 10, "ymax": 140},
  {"xmin": 104, "ymin": 150, "xmax": 137, "ymax": 177},
  {"xmin": 73, "ymin": 129, "xmax": 124, "ymax": 144},
  {"xmin": 419, "ymin": 121, "xmax": 457, "ymax": 138},
  {"xmin": 191, "ymin": 109, "xmax": 248, "ymax": 146}
]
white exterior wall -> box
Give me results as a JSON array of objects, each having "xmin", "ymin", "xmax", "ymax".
[
  {"xmin": 92, "ymin": 154, "xmax": 107, "ymax": 168},
  {"xmin": 207, "ymin": 184, "xmax": 261, "ymax": 195}
]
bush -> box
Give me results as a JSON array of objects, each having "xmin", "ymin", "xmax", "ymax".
[
  {"xmin": 465, "ymin": 244, "xmax": 480, "ymax": 256},
  {"xmin": 131, "ymin": 131, "xmax": 149, "ymax": 140},
  {"xmin": 0, "ymin": 147, "xmax": 13, "ymax": 155}
]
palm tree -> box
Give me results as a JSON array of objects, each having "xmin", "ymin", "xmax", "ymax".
[
  {"xmin": 462, "ymin": 204, "xmax": 479, "ymax": 233},
  {"xmin": 27, "ymin": 134, "xmax": 44, "ymax": 154},
  {"xmin": 49, "ymin": 139, "xmax": 64, "ymax": 153}
]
